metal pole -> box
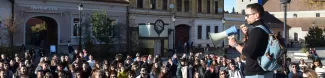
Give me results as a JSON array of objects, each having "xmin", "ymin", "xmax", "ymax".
[
  {"xmin": 79, "ymin": 9, "xmax": 82, "ymax": 52},
  {"xmin": 173, "ymin": 20, "xmax": 175, "ymax": 50},
  {"xmin": 283, "ymin": 3, "xmax": 288, "ymax": 69},
  {"xmin": 284, "ymin": 4, "xmax": 287, "ymax": 46}
]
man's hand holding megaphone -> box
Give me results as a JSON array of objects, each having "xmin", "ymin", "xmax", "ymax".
[
  {"xmin": 228, "ymin": 35, "xmax": 237, "ymax": 48},
  {"xmin": 228, "ymin": 35, "xmax": 244, "ymax": 54}
]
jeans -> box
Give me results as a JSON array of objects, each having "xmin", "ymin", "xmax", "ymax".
[{"xmin": 245, "ymin": 72, "xmax": 273, "ymax": 78}]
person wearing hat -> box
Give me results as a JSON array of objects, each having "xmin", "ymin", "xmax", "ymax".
[
  {"xmin": 133, "ymin": 53, "xmax": 143, "ymax": 67},
  {"xmin": 112, "ymin": 54, "xmax": 123, "ymax": 67}
]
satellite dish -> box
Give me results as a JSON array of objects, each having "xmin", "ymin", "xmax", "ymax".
[
  {"xmin": 218, "ymin": 8, "xmax": 223, "ymax": 12},
  {"xmin": 169, "ymin": 4, "xmax": 174, "ymax": 9}
]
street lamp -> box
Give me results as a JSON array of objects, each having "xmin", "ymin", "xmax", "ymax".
[
  {"xmin": 169, "ymin": 4, "xmax": 175, "ymax": 50},
  {"xmin": 222, "ymin": 19, "xmax": 225, "ymax": 47},
  {"xmin": 281, "ymin": 0, "xmax": 291, "ymax": 72},
  {"xmin": 78, "ymin": 3, "xmax": 83, "ymax": 52}
]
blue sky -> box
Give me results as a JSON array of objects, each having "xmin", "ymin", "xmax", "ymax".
[{"xmin": 224, "ymin": 0, "xmax": 236, "ymax": 13}]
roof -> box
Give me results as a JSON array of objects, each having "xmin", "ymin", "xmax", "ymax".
[
  {"xmin": 263, "ymin": 11, "xmax": 290, "ymax": 28},
  {"xmin": 278, "ymin": 17, "xmax": 325, "ymax": 31},
  {"xmin": 263, "ymin": 0, "xmax": 325, "ymax": 12}
]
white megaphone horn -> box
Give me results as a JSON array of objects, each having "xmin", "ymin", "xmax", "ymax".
[{"xmin": 209, "ymin": 26, "xmax": 238, "ymax": 47}]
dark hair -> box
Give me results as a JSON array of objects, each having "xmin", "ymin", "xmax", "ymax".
[{"xmin": 246, "ymin": 3, "xmax": 264, "ymax": 17}]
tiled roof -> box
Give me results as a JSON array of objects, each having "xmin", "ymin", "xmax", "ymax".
[
  {"xmin": 278, "ymin": 17, "xmax": 325, "ymax": 31},
  {"xmin": 263, "ymin": 11, "xmax": 290, "ymax": 28},
  {"xmin": 263, "ymin": 0, "xmax": 325, "ymax": 12}
]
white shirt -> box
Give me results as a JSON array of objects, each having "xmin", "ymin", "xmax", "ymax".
[
  {"xmin": 181, "ymin": 66, "xmax": 188, "ymax": 78},
  {"xmin": 315, "ymin": 67, "xmax": 325, "ymax": 77},
  {"xmin": 228, "ymin": 70, "xmax": 243, "ymax": 78},
  {"xmin": 87, "ymin": 60, "xmax": 95, "ymax": 69},
  {"xmin": 136, "ymin": 74, "xmax": 154, "ymax": 78}
]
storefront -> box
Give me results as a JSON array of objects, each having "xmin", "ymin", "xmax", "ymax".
[{"xmin": 12, "ymin": 0, "xmax": 128, "ymax": 52}]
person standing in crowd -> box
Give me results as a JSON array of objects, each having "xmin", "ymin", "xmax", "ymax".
[
  {"xmin": 72, "ymin": 49, "xmax": 79, "ymax": 61},
  {"xmin": 176, "ymin": 58, "xmax": 192, "ymax": 78},
  {"xmin": 159, "ymin": 66, "xmax": 171, "ymax": 78},
  {"xmin": 150, "ymin": 62, "xmax": 160, "ymax": 78},
  {"xmin": 313, "ymin": 59, "xmax": 325, "ymax": 78},
  {"xmin": 300, "ymin": 65, "xmax": 318, "ymax": 78},
  {"xmin": 228, "ymin": 3, "xmax": 273, "ymax": 78},
  {"xmin": 136, "ymin": 67, "xmax": 154, "ymax": 78},
  {"xmin": 228, "ymin": 60, "xmax": 244, "ymax": 78},
  {"xmin": 68, "ymin": 41, "xmax": 73, "ymax": 53},
  {"xmin": 288, "ymin": 63, "xmax": 303, "ymax": 78},
  {"xmin": 236, "ymin": 57, "xmax": 245, "ymax": 74},
  {"xmin": 118, "ymin": 66, "xmax": 128, "ymax": 78},
  {"xmin": 87, "ymin": 55, "xmax": 95, "ymax": 69},
  {"xmin": 184, "ymin": 42, "xmax": 187, "ymax": 53}
]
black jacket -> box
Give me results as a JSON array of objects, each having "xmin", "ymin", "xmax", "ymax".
[{"xmin": 242, "ymin": 19, "xmax": 270, "ymax": 76}]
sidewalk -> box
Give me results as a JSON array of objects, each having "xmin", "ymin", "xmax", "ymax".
[{"xmin": 287, "ymin": 47, "xmax": 325, "ymax": 64}]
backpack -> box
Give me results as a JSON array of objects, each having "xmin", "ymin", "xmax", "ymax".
[{"xmin": 256, "ymin": 25, "xmax": 284, "ymax": 71}]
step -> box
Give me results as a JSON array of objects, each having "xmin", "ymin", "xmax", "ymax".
[
  {"xmin": 294, "ymin": 56, "xmax": 308, "ymax": 60},
  {"xmin": 293, "ymin": 53, "xmax": 308, "ymax": 57}
]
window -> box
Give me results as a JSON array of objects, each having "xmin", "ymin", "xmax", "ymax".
[
  {"xmin": 177, "ymin": 0, "xmax": 182, "ymax": 11},
  {"xmin": 72, "ymin": 18, "xmax": 80, "ymax": 36},
  {"xmin": 207, "ymin": 0, "xmax": 211, "ymax": 13},
  {"xmin": 184, "ymin": 0, "xmax": 190, "ymax": 12},
  {"xmin": 162, "ymin": 0, "xmax": 168, "ymax": 10},
  {"xmin": 206, "ymin": 26, "xmax": 210, "ymax": 39},
  {"xmin": 137, "ymin": 0, "xmax": 143, "ymax": 8},
  {"xmin": 293, "ymin": 13, "xmax": 297, "ymax": 18},
  {"xmin": 316, "ymin": 13, "xmax": 320, "ymax": 17},
  {"xmin": 198, "ymin": 0, "xmax": 202, "ymax": 13},
  {"xmin": 214, "ymin": 26, "xmax": 218, "ymax": 33},
  {"xmin": 150, "ymin": 0, "xmax": 156, "ymax": 9},
  {"xmin": 294, "ymin": 33, "xmax": 298, "ymax": 41},
  {"xmin": 214, "ymin": 1, "xmax": 218, "ymax": 14},
  {"xmin": 198, "ymin": 25, "xmax": 202, "ymax": 39}
]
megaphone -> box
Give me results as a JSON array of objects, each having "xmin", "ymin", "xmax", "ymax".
[{"xmin": 209, "ymin": 26, "xmax": 238, "ymax": 47}]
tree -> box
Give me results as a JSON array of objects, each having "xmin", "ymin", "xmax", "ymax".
[
  {"xmin": 305, "ymin": 26, "xmax": 325, "ymax": 47},
  {"xmin": 303, "ymin": 0, "xmax": 325, "ymax": 10},
  {"xmin": 31, "ymin": 22, "xmax": 47, "ymax": 33},
  {"xmin": 3, "ymin": 16, "xmax": 21, "ymax": 47},
  {"xmin": 90, "ymin": 11, "xmax": 114, "ymax": 49}
]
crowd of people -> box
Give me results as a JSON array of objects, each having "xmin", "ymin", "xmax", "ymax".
[{"xmin": 0, "ymin": 47, "xmax": 322, "ymax": 78}]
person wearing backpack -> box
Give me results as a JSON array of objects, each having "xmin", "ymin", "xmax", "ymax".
[{"xmin": 228, "ymin": 3, "xmax": 274, "ymax": 78}]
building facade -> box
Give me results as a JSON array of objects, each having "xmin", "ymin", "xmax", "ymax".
[
  {"xmin": 0, "ymin": 0, "xmax": 13, "ymax": 45},
  {"xmin": 129, "ymin": 0, "xmax": 224, "ymax": 55},
  {"xmin": 1, "ymin": 0, "xmax": 129, "ymax": 52},
  {"xmin": 223, "ymin": 13, "xmax": 246, "ymax": 47},
  {"xmin": 264, "ymin": 0, "xmax": 325, "ymax": 45}
]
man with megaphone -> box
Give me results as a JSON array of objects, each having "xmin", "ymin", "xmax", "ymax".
[{"xmin": 228, "ymin": 3, "xmax": 273, "ymax": 78}]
